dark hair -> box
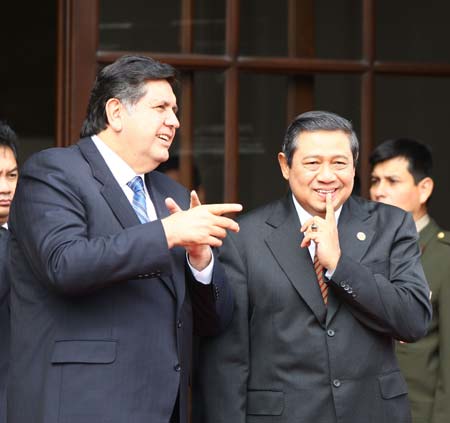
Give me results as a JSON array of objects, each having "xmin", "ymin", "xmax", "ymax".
[
  {"xmin": 369, "ymin": 138, "xmax": 432, "ymax": 184},
  {"xmin": 0, "ymin": 120, "xmax": 19, "ymax": 160},
  {"xmin": 80, "ymin": 55, "xmax": 177, "ymax": 137},
  {"xmin": 282, "ymin": 110, "xmax": 359, "ymax": 167}
]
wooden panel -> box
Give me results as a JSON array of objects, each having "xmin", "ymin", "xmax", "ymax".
[
  {"xmin": 223, "ymin": 0, "xmax": 240, "ymax": 203},
  {"xmin": 287, "ymin": 0, "xmax": 315, "ymax": 122},
  {"xmin": 56, "ymin": 0, "xmax": 98, "ymax": 146},
  {"xmin": 360, "ymin": 0, "xmax": 375, "ymax": 197}
]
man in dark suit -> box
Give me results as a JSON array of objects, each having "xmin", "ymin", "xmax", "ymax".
[
  {"xmin": 7, "ymin": 55, "xmax": 241, "ymax": 423},
  {"xmin": 194, "ymin": 111, "xmax": 432, "ymax": 423},
  {"xmin": 0, "ymin": 121, "xmax": 19, "ymax": 423},
  {"xmin": 370, "ymin": 138, "xmax": 450, "ymax": 423}
]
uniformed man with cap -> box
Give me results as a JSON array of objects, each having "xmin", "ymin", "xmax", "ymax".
[{"xmin": 370, "ymin": 137, "xmax": 450, "ymax": 423}]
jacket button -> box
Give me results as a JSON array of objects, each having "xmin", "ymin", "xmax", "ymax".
[
  {"xmin": 333, "ymin": 379, "xmax": 341, "ymax": 388},
  {"xmin": 177, "ymin": 320, "xmax": 182, "ymax": 328},
  {"xmin": 340, "ymin": 281, "xmax": 347, "ymax": 288},
  {"xmin": 174, "ymin": 364, "xmax": 181, "ymax": 372},
  {"xmin": 327, "ymin": 329, "xmax": 335, "ymax": 337}
]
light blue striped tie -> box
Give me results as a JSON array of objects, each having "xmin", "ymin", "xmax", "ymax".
[{"xmin": 127, "ymin": 176, "xmax": 150, "ymax": 223}]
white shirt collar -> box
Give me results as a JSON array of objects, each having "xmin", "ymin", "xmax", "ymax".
[
  {"xmin": 291, "ymin": 193, "xmax": 343, "ymax": 227},
  {"xmin": 415, "ymin": 213, "xmax": 430, "ymax": 233},
  {"xmin": 91, "ymin": 135, "xmax": 144, "ymax": 188},
  {"xmin": 291, "ymin": 193, "xmax": 343, "ymax": 260}
]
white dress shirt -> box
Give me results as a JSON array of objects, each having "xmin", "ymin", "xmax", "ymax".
[{"xmin": 91, "ymin": 135, "xmax": 213, "ymax": 283}]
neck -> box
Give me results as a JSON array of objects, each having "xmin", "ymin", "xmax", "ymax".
[{"xmin": 96, "ymin": 130, "xmax": 156, "ymax": 174}]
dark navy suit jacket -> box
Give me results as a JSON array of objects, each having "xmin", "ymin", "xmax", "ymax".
[
  {"xmin": 7, "ymin": 138, "xmax": 233, "ymax": 423},
  {"xmin": 0, "ymin": 228, "xmax": 10, "ymax": 423}
]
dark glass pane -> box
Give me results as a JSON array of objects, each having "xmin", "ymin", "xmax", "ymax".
[
  {"xmin": 240, "ymin": 0, "xmax": 361, "ymax": 59},
  {"xmin": 238, "ymin": 74, "xmax": 288, "ymax": 211},
  {"xmin": 1, "ymin": 3, "xmax": 56, "ymax": 163},
  {"xmin": 314, "ymin": 74, "xmax": 361, "ymax": 194},
  {"xmin": 377, "ymin": 1, "xmax": 450, "ymax": 63},
  {"xmin": 375, "ymin": 75, "xmax": 450, "ymax": 225},
  {"xmin": 239, "ymin": 73, "xmax": 361, "ymax": 211},
  {"xmin": 193, "ymin": 0, "xmax": 226, "ymax": 54},
  {"xmin": 99, "ymin": 0, "xmax": 181, "ymax": 52},
  {"xmin": 313, "ymin": 74, "xmax": 361, "ymax": 135},
  {"xmin": 315, "ymin": 0, "xmax": 361, "ymax": 60},
  {"xmin": 171, "ymin": 72, "xmax": 224, "ymax": 203}
]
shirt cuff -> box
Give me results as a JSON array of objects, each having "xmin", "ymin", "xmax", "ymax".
[
  {"xmin": 186, "ymin": 251, "xmax": 214, "ymax": 285},
  {"xmin": 325, "ymin": 268, "xmax": 335, "ymax": 280}
]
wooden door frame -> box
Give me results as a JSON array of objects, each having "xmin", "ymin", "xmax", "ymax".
[{"xmin": 56, "ymin": 0, "xmax": 450, "ymax": 199}]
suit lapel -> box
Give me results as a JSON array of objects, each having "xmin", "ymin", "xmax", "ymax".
[
  {"xmin": 265, "ymin": 196, "xmax": 327, "ymax": 325},
  {"xmin": 146, "ymin": 173, "xmax": 182, "ymax": 302},
  {"xmin": 78, "ymin": 138, "xmax": 140, "ymax": 228},
  {"xmin": 326, "ymin": 196, "xmax": 375, "ymax": 325},
  {"xmin": 78, "ymin": 138, "xmax": 177, "ymax": 297}
]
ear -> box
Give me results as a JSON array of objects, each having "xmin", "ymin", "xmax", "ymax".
[
  {"xmin": 278, "ymin": 152, "xmax": 290, "ymax": 181},
  {"xmin": 418, "ymin": 177, "xmax": 434, "ymax": 205},
  {"xmin": 104, "ymin": 98, "xmax": 124, "ymax": 132}
]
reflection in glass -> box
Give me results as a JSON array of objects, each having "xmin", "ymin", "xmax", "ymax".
[
  {"xmin": 99, "ymin": 0, "xmax": 226, "ymax": 55},
  {"xmin": 193, "ymin": 0, "xmax": 225, "ymax": 54},
  {"xmin": 99, "ymin": 0, "xmax": 181, "ymax": 52},
  {"xmin": 375, "ymin": 76, "xmax": 450, "ymax": 224}
]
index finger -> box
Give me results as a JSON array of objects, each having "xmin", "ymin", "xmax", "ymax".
[
  {"xmin": 190, "ymin": 190, "xmax": 202, "ymax": 208},
  {"xmin": 325, "ymin": 193, "xmax": 336, "ymax": 223},
  {"xmin": 203, "ymin": 203, "xmax": 243, "ymax": 216}
]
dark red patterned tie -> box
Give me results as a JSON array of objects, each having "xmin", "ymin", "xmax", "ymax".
[{"xmin": 314, "ymin": 254, "xmax": 328, "ymax": 304}]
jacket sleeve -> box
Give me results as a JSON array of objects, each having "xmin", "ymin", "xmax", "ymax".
[
  {"xmin": 192, "ymin": 232, "xmax": 249, "ymax": 423},
  {"xmin": 329, "ymin": 211, "xmax": 432, "ymax": 342},
  {"xmin": 187, "ymin": 251, "xmax": 234, "ymax": 337},
  {"xmin": 9, "ymin": 151, "xmax": 173, "ymax": 295}
]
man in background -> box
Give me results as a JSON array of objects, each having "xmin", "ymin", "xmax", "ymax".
[
  {"xmin": 0, "ymin": 121, "xmax": 19, "ymax": 423},
  {"xmin": 7, "ymin": 55, "xmax": 241, "ymax": 423},
  {"xmin": 370, "ymin": 137, "xmax": 450, "ymax": 423}
]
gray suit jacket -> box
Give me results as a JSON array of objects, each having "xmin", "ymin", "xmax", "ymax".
[
  {"xmin": 194, "ymin": 194, "xmax": 432, "ymax": 423},
  {"xmin": 7, "ymin": 138, "xmax": 233, "ymax": 423}
]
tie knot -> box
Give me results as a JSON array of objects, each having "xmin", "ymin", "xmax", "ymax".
[{"xmin": 127, "ymin": 176, "xmax": 145, "ymax": 194}]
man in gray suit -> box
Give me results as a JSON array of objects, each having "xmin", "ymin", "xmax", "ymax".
[
  {"xmin": 194, "ymin": 111, "xmax": 432, "ymax": 423},
  {"xmin": 0, "ymin": 121, "xmax": 19, "ymax": 423},
  {"xmin": 7, "ymin": 55, "xmax": 241, "ymax": 423}
]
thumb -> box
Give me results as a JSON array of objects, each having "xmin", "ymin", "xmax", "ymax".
[{"xmin": 165, "ymin": 197, "xmax": 183, "ymax": 215}]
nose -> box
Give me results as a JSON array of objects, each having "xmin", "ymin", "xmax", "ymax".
[
  {"xmin": 165, "ymin": 110, "xmax": 180, "ymax": 129},
  {"xmin": 317, "ymin": 163, "xmax": 337, "ymax": 182}
]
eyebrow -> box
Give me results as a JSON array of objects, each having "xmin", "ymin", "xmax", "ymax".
[
  {"xmin": 302, "ymin": 154, "xmax": 350, "ymax": 160},
  {"xmin": 155, "ymin": 100, "xmax": 178, "ymax": 114}
]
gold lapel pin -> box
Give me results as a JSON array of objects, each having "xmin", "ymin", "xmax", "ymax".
[{"xmin": 357, "ymin": 232, "xmax": 366, "ymax": 241}]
